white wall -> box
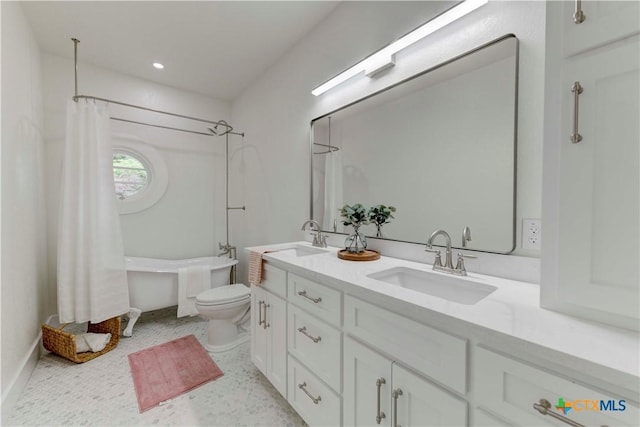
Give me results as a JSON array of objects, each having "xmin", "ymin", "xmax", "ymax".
[
  {"xmin": 42, "ymin": 54, "xmax": 232, "ymax": 304},
  {"xmin": 0, "ymin": 1, "xmax": 48, "ymax": 419},
  {"xmin": 230, "ymin": 1, "xmax": 546, "ymax": 283}
]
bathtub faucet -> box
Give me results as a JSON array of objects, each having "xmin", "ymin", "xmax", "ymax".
[
  {"xmin": 219, "ymin": 242, "xmax": 236, "ymax": 259},
  {"xmin": 219, "ymin": 242, "xmax": 237, "ymax": 284}
]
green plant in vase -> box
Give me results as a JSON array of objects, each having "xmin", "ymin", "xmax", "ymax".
[
  {"xmin": 340, "ymin": 203, "xmax": 369, "ymax": 253},
  {"xmin": 368, "ymin": 204, "xmax": 396, "ymax": 238}
]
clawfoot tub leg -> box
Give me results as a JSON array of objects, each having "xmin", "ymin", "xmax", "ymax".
[{"xmin": 122, "ymin": 307, "xmax": 142, "ymax": 337}]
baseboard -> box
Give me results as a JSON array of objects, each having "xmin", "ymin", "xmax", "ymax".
[{"xmin": 0, "ymin": 317, "xmax": 47, "ymax": 425}]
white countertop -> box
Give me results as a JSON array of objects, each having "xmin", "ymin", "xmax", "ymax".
[{"xmin": 249, "ymin": 242, "xmax": 640, "ymax": 381}]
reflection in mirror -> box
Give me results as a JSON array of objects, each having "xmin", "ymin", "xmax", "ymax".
[{"xmin": 311, "ymin": 35, "xmax": 518, "ymax": 253}]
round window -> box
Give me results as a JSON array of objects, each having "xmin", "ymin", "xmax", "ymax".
[
  {"xmin": 112, "ymin": 136, "xmax": 168, "ymax": 214},
  {"xmin": 113, "ymin": 152, "xmax": 150, "ymax": 200}
]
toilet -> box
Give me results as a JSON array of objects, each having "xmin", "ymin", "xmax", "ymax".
[{"xmin": 195, "ymin": 283, "xmax": 251, "ymax": 353}]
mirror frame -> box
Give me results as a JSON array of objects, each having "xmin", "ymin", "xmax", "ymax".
[{"xmin": 309, "ymin": 34, "xmax": 519, "ymax": 254}]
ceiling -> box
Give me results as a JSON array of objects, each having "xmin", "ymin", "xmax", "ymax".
[{"xmin": 21, "ymin": 1, "xmax": 340, "ymax": 101}]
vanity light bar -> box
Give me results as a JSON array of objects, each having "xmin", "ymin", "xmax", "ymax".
[{"xmin": 311, "ymin": 0, "xmax": 488, "ymax": 96}]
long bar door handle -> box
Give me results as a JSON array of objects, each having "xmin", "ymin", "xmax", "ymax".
[
  {"xmin": 257, "ymin": 301, "xmax": 265, "ymax": 327},
  {"xmin": 263, "ymin": 303, "xmax": 270, "ymax": 329},
  {"xmin": 375, "ymin": 378, "xmax": 386, "ymax": 424},
  {"xmin": 570, "ymin": 81, "xmax": 584, "ymax": 143},
  {"xmin": 392, "ymin": 388, "xmax": 403, "ymax": 427}
]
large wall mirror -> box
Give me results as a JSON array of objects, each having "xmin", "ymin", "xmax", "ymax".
[{"xmin": 311, "ymin": 34, "xmax": 518, "ymax": 254}]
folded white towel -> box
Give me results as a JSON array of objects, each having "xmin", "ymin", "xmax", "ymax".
[
  {"xmin": 177, "ymin": 265, "xmax": 211, "ymax": 318},
  {"xmin": 75, "ymin": 333, "xmax": 112, "ymax": 353}
]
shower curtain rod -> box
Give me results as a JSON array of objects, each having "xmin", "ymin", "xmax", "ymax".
[
  {"xmin": 71, "ymin": 38, "xmax": 243, "ymax": 137},
  {"xmin": 313, "ymin": 115, "xmax": 338, "ymax": 154}
]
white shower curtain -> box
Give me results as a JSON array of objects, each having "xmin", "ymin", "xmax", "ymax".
[
  {"xmin": 322, "ymin": 150, "xmax": 344, "ymax": 231},
  {"xmin": 57, "ymin": 100, "xmax": 129, "ymax": 324}
]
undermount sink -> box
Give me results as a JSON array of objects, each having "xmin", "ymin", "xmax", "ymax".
[
  {"xmin": 277, "ymin": 245, "xmax": 328, "ymax": 257},
  {"xmin": 367, "ymin": 266, "xmax": 497, "ymax": 305}
]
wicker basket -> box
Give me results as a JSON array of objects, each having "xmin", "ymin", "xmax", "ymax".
[{"xmin": 42, "ymin": 317, "xmax": 121, "ymax": 363}]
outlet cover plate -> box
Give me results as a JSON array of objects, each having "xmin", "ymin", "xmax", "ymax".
[{"xmin": 522, "ymin": 218, "xmax": 541, "ymax": 250}]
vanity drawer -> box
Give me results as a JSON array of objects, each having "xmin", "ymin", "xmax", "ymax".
[
  {"xmin": 475, "ymin": 346, "xmax": 640, "ymax": 427},
  {"xmin": 288, "ymin": 304, "xmax": 341, "ymax": 392},
  {"xmin": 288, "ymin": 273, "xmax": 341, "ymax": 327},
  {"xmin": 288, "ymin": 355, "xmax": 341, "ymax": 427},
  {"xmin": 344, "ymin": 295, "xmax": 467, "ymax": 395},
  {"xmin": 261, "ymin": 263, "xmax": 286, "ymax": 298}
]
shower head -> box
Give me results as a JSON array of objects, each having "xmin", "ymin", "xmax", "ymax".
[{"xmin": 209, "ymin": 120, "xmax": 231, "ymax": 136}]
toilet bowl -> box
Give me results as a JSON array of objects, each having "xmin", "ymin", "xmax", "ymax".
[{"xmin": 195, "ymin": 283, "xmax": 251, "ymax": 353}]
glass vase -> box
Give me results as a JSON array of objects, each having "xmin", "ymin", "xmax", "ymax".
[{"xmin": 345, "ymin": 225, "xmax": 367, "ymax": 253}]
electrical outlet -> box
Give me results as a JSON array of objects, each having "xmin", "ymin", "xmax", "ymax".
[{"xmin": 522, "ymin": 219, "xmax": 541, "ymax": 250}]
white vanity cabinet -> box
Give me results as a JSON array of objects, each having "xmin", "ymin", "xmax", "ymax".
[
  {"xmin": 343, "ymin": 296, "xmax": 468, "ymax": 427},
  {"xmin": 286, "ymin": 272, "xmax": 343, "ymax": 426},
  {"xmin": 250, "ymin": 264, "xmax": 287, "ymax": 397},
  {"xmin": 542, "ymin": 0, "xmax": 640, "ymax": 330},
  {"xmin": 344, "ymin": 337, "xmax": 467, "ymax": 427},
  {"xmin": 474, "ymin": 346, "xmax": 639, "ymax": 427},
  {"xmin": 251, "ymin": 247, "xmax": 638, "ymax": 427}
]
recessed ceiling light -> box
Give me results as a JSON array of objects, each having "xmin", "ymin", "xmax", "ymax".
[{"xmin": 152, "ymin": 62, "xmax": 164, "ymax": 70}]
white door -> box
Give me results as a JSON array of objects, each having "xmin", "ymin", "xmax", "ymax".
[
  {"xmin": 391, "ymin": 362, "xmax": 467, "ymax": 427},
  {"xmin": 344, "ymin": 337, "xmax": 392, "ymax": 427},
  {"xmin": 557, "ymin": 38, "xmax": 639, "ymax": 324},
  {"xmin": 266, "ymin": 292, "xmax": 287, "ymax": 398},
  {"xmin": 250, "ymin": 285, "xmax": 267, "ymax": 374}
]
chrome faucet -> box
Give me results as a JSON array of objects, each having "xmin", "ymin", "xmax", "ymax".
[
  {"xmin": 426, "ymin": 229, "xmax": 475, "ymax": 276},
  {"xmin": 426, "ymin": 229, "xmax": 454, "ymax": 270},
  {"xmin": 301, "ymin": 220, "xmax": 327, "ymax": 248}
]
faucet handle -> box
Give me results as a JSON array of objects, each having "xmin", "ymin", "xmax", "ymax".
[
  {"xmin": 454, "ymin": 252, "xmax": 476, "ymax": 275},
  {"xmin": 425, "ymin": 248, "xmax": 442, "ymax": 267},
  {"xmin": 456, "ymin": 252, "xmax": 477, "ymax": 259}
]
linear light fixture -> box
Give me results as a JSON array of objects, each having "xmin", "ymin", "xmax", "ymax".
[{"xmin": 311, "ymin": 0, "xmax": 488, "ymax": 96}]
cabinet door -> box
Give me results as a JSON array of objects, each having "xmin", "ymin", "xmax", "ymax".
[
  {"xmin": 392, "ymin": 363, "xmax": 467, "ymax": 427},
  {"xmin": 266, "ymin": 292, "xmax": 287, "ymax": 397},
  {"xmin": 250, "ymin": 285, "xmax": 268, "ymax": 375},
  {"xmin": 344, "ymin": 337, "xmax": 392, "ymax": 427},
  {"xmin": 562, "ymin": 0, "xmax": 639, "ymax": 57},
  {"xmin": 546, "ymin": 38, "xmax": 639, "ymax": 329}
]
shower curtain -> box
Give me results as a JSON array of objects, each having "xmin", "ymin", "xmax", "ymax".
[
  {"xmin": 322, "ymin": 150, "xmax": 343, "ymax": 231},
  {"xmin": 57, "ymin": 100, "xmax": 129, "ymax": 324}
]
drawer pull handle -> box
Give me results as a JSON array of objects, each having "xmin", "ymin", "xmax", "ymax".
[
  {"xmin": 298, "ymin": 382, "xmax": 321, "ymax": 404},
  {"xmin": 570, "ymin": 81, "xmax": 583, "ymax": 143},
  {"xmin": 257, "ymin": 301, "xmax": 265, "ymax": 327},
  {"xmin": 533, "ymin": 399, "xmax": 608, "ymax": 427},
  {"xmin": 298, "ymin": 290, "xmax": 322, "ymax": 304},
  {"xmin": 573, "ymin": 0, "xmax": 585, "ymax": 24},
  {"xmin": 297, "ymin": 326, "xmax": 321, "ymax": 343},
  {"xmin": 375, "ymin": 378, "xmax": 386, "ymax": 424},
  {"xmin": 263, "ymin": 303, "xmax": 270, "ymax": 329},
  {"xmin": 392, "ymin": 388, "xmax": 403, "ymax": 427}
]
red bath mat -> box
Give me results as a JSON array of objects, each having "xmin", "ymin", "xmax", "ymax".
[{"xmin": 128, "ymin": 334, "xmax": 223, "ymax": 412}]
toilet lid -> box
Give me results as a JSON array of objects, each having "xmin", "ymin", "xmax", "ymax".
[{"xmin": 196, "ymin": 283, "xmax": 250, "ymax": 305}]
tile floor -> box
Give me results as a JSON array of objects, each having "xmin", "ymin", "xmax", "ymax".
[{"xmin": 7, "ymin": 308, "xmax": 306, "ymax": 426}]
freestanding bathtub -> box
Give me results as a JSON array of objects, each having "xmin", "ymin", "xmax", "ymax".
[{"xmin": 122, "ymin": 256, "xmax": 238, "ymax": 336}]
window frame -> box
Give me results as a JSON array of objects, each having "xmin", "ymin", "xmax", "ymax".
[{"xmin": 112, "ymin": 135, "xmax": 168, "ymax": 215}]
